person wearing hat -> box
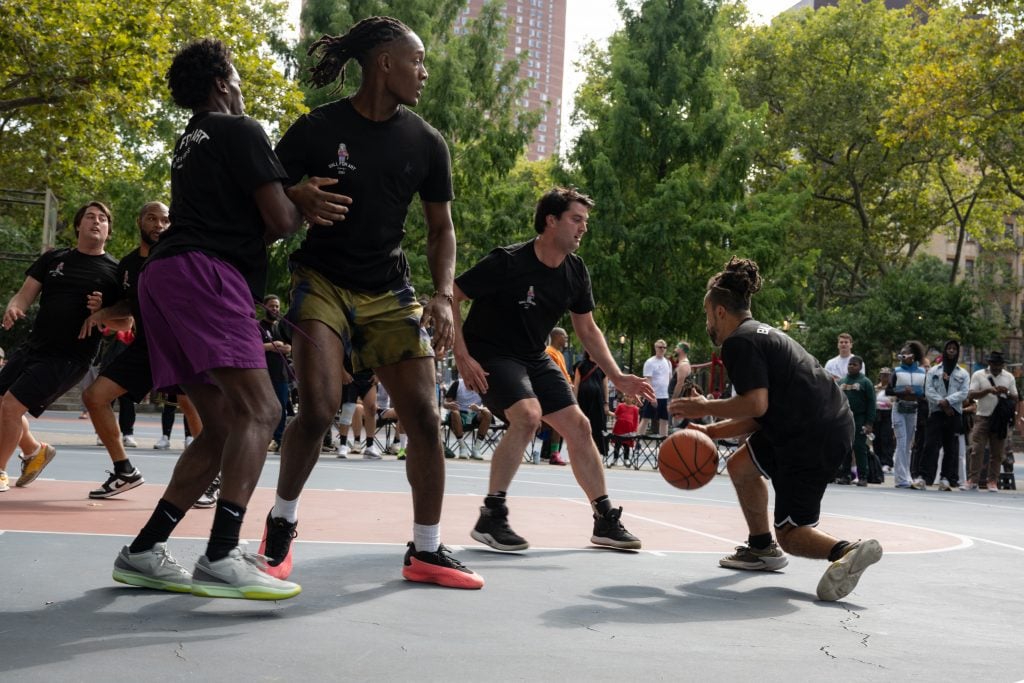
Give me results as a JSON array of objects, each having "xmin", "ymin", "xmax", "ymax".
[
  {"xmin": 966, "ymin": 350, "xmax": 1018, "ymax": 492},
  {"xmin": 873, "ymin": 367, "xmax": 895, "ymax": 470}
]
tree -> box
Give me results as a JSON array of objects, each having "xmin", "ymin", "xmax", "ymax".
[{"xmin": 567, "ymin": 0, "xmax": 759, "ymax": 349}]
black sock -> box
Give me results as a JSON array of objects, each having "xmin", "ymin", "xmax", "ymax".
[
  {"xmin": 592, "ymin": 495, "xmax": 612, "ymax": 516},
  {"xmin": 484, "ymin": 492, "xmax": 507, "ymax": 510},
  {"xmin": 129, "ymin": 499, "xmax": 185, "ymax": 553},
  {"xmin": 748, "ymin": 532, "xmax": 773, "ymax": 550},
  {"xmin": 828, "ymin": 540, "xmax": 851, "ymax": 562},
  {"xmin": 114, "ymin": 459, "xmax": 133, "ymax": 475},
  {"xmin": 338, "ymin": 434, "xmax": 348, "ymax": 445},
  {"xmin": 205, "ymin": 499, "xmax": 246, "ymax": 562}
]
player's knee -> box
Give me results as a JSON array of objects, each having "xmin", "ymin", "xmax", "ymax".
[{"xmin": 296, "ymin": 403, "xmax": 335, "ymax": 434}]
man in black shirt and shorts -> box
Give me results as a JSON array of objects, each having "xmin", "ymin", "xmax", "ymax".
[
  {"xmin": 670, "ymin": 257, "xmax": 882, "ymax": 602},
  {"xmin": 260, "ymin": 17, "xmax": 482, "ymax": 590},
  {"xmin": 452, "ymin": 187, "xmax": 654, "ymax": 552},
  {"xmin": 0, "ymin": 201, "xmax": 120, "ymax": 492},
  {"xmin": 81, "ymin": 201, "xmax": 184, "ymax": 498}
]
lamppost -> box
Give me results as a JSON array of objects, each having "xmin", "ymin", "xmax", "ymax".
[{"xmin": 618, "ymin": 334, "xmax": 626, "ymax": 369}]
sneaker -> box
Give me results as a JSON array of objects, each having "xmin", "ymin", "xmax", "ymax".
[
  {"xmin": 347, "ymin": 440, "xmax": 364, "ymax": 455},
  {"xmin": 816, "ymin": 539, "xmax": 883, "ymax": 601},
  {"xmin": 834, "ymin": 476, "xmax": 852, "ymax": 485},
  {"xmin": 257, "ymin": 512, "xmax": 297, "ymax": 580},
  {"xmin": 191, "ymin": 547, "xmax": 301, "ymax": 600},
  {"xmin": 456, "ymin": 442, "xmax": 469, "ymax": 460},
  {"xmin": 363, "ymin": 444, "xmax": 382, "ymax": 460},
  {"xmin": 911, "ymin": 477, "xmax": 927, "ymax": 490},
  {"xmin": 882, "ymin": 465, "xmax": 892, "ymax": 473},
  {"xmin": 192, "ymin": 476, "xmax": 220, "ymax": 509},
  {"xmin": 122, "ymin": 435, "xmax": 138, "ymax": 448},
  {"xmin": 153, "ymin": 435, "xmax": 171, "ymax": 450},
  {"xmin": 0, "ymin": 470, "xmax": 9, "ymax": 492},
  {"xmin": 268, "ymin": 440, "xmax": 280, "ymax": 453},
  {"xmin": 855, "ymin": 479, "xmax": 868, "ymax": 487},
  {"xmin": 402, "ymin": 542, "xmax": 484, "ymax": 589},
  {"xmin": 89, "ymin": 467, "xmax": 144, "ymax": 498},
  {"xmin": 321, "ymin": 440, "xmax": 336, "ymax": 453},
  {"xmin": 987, "ymin": 481, "xmax": 999, "ymax": 492},
  {"xmin": 112, "ymin": 542, "xmax": 192, "ymax": 593},
  {"xmin": 592, "ymin": 507, "xmax": 641, "ymax": 550},
  {"xmin": 720, "ymin": 541, "xmax": 788, "ymax": 571},
  {"xmin": 470, "ymin": 444, "xmax": 484, "ymax": 460},
  {"xmin": 550, "ymin": 454, "xmax": 567, "ymax": 466},
  {"xmin": 336, "ymin": 443, "xmax": 349, "ymax": 459},
  {"xmin": 183, "ymin": 436, "xmax": 194, "ymax": 448},
  {"xmin": 938, "ymin": 479, "xmax": 953, "ymax": 491},
  {"xmin": 396, "ymin": 447, "xmax": 406, "ymax": 461},
  {"xmin": 16, "ymin": 443, "xmax": 56, "ymax": 487},
  {"xmin": 471, "ymin": 505, "xmax": 530, "ymax": 551},
  {"xmin": 386, "ymin": 442, "xmax": 401, "ymax": 455}
]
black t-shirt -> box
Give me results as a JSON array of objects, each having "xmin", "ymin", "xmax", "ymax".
[
  {"xmin": 24, "ymin": 248, "xmax": 120, "ymax": 363},
  {"xmin": 721, "ymin": 318, "xmax": 849, "ymax": 444},
  {"xmin": 456, "ymin": 240, "xmax": 595, "ymax": 361},
  {"xmin": 115, "ymin": 248, "xmax": 147, "ymax": 344},
  {"xmin": 275, "ymin": 98, "xmax": 454, "ymax": 293},
  {"xmin": 260, "ymin": 318, "xmax": 288, "ymax": 383},
  {"xmin": 148, "ymin": 112, "xmax": 288, "ymax": 299}
]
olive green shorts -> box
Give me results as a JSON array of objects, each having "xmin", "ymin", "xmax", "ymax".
[{"xmin": 287, "ymin": 265, "xmax": 433, "ymax": 372}]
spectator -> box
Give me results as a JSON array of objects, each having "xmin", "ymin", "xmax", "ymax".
[
  {"xmin": 873, "ymin": 368, "xmax": 895, "ymax": 470},
  {"xmin": 444, "ymin": 376, "xmax": 490, "ymax": 460},
  {"xmin": 540, "ymin": 327, "xmax": 570, "ymax": 465},
  {"xmin": 966, "ymin": 351, "xmax": 1018, "ymax": 492},
  {"xmin": 825, "ymin": 333, "xmax": 864, "ymax": 381},
  {"xmin": 260, "ymin": 294, "xmax": 291, "ymax": 453},
  {"xmin": 609, "ymin": 393, "xmax": 640, "ymax": 467},
  {"xmin": 573, "ymin": 350, "xmax": 612, "ymax": 457},
  {"xmin": 919, "ymin": 340, "xmax": 970, "ymax": 491},
  {"xmin": 887, "ymin": 341, "xmax": 926, "ymax": 489},
  {"xmin": 837, "ymin": 356, "xmax": 875, "ymax": 486},
  {"xmin": 638, "ymin": 339, "xmax": 672, "ymax": 436}
]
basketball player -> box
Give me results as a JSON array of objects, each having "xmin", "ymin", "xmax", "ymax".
[{"xmin": 670, "ymin": 257, "xmax": 882, "ymax": 602}]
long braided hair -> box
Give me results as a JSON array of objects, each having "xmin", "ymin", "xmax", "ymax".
[
  {"xmin": 307, "ymin": 16, "xmax": 412, "ymax": 92},
  {"xmin": 706, "ymin": 257, "xmax": 762, "ymax": 313}
]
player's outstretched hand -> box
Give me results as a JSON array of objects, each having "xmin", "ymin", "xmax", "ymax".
[
  {"xmin": 288, "ymin": 177, "xmax": 352, "ymax": 225},
  {"xmin": 612, "ymin": 374, "xmax": 655, "ymax": 404},
  {"xmin": 2, "ymin": 304, "xmax": 25, "ymax": 331},
  {"xmin": 454, "ymin": 352, "xmax": 489, "ymax": 395}
]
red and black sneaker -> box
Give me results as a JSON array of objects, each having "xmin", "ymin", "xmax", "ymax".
[
  {"xmin": 257, "ymin": 512, "xmax": 297, "ymax": 580},
  {"xmin": 402, "ymin": 542, "xmax": 484, "ymax": 589}
]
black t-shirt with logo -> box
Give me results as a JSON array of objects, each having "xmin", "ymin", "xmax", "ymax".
[
  {"xmin": 115, "ymin": 248, "xmax": 147, "ymax": 344},
  {"xmin": 24, "ymin": 248, "xmax": 120, "ymax": 363},
  {"xmin": 721, "ymin": 318, "xmax": 850, "ymax": 444},
  {"xmin": 456, "ymin": 239, "xmax": 594, "ymax": 361},
  {"xmin": 275, "ymin": 98, "xmax": 453, "ymax": 294},
  {"xmin": 148, "ymin": 112, "xmax": 288, "ymax": 299}
]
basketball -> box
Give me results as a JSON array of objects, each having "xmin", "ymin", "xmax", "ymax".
[{"xmin": 658, "ymin": 429, "xmax": 718, "ymax": 490}]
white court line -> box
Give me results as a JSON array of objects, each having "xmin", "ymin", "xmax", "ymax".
[{"xmin": 563, "ymin": 497, "xmax": 739, "ymax": 545}]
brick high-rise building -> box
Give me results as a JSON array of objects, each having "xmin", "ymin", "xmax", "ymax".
[{"xmin": 457, "ymin": 0, "xmax": 567, "ymax": 160}]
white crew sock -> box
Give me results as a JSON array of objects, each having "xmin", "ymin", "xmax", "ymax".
[
  {"xmin": 413, "ymin": 523, "xmax": 440, "ymax": 553},
  {"xmin": 272, "ymin": 494, "xmax": 299, "ymax": 523}
]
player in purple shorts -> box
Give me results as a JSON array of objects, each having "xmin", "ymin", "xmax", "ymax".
[{"xmin": 110, "ymin": 38, "xmax": 348, "ymax": 601}]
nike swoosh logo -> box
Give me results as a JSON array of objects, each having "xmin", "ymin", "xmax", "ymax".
[
  {"xmin": 225, "ymin": 508, "xmax": 240, "ymax": 518},
  {"xmin": 164, "ymin": 511, "xmax": 179, "ymax": 523}
]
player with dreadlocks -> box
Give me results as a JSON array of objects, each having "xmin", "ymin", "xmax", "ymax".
[
  {"xmin": 261, "ymin": 16, "xmax": 483, "ymax": 589},
  {"xmin": 670, "ymin": 257, "xmax": 883, "ymax": 602}
]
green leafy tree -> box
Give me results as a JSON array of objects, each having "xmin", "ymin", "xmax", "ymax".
[{"xmin": 566, "ymin": 0, "xmax": 759, "ymax": 352}]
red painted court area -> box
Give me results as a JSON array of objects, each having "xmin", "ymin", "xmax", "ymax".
[{"xmin": 0, "ymin": 480, "xmax": 963, "ymax": 554}]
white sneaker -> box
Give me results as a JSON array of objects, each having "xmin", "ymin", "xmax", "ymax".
[
  {"xmin": 190, "ymin": 547, "xmax": 301, "ymax": 600},
  {"xmin": 336, "ymin": 443, "xmax": 349, "ymax": 459},
  {"xmin": 153, "ymin": 435, "xmax": 171, "ymax": 450},
  {"xmin": 347, "ymin": 441, "xmax": 364, "ymax": 455},
  {"xmin": 363, "ymin": 444, "xmax": 382, "ymax": 460},
  {"xmin": 911, "ymin": 477, "xmax": 927, "ymax": 490},
  {"xmin": 457, "ymin": 441, "xmax": 469, "ymax": 460},
  {"xmin": 470, "ymin": 443, "xmax": 484, "ymax": 460},
  {"xmin": 816, "ymin": 539, "xmax": 883, "ymax": 601},
  {"xmin": 112, "ymin": 542, "xmax": 192, "ymax": 593},
  {"xmin": 122, "ymin": 435, "xmax": 138, "ymax": 448},
  {"xmin": 386, "ymin": 442, "xmax": 401, "ymax": 455},
  {"xmin": 184, "ymin": 436, "xmax": 194, "ymax": 448},
  {"xmin": 938, "ymin": 479, "xmax": 952, "ymax": 491}
]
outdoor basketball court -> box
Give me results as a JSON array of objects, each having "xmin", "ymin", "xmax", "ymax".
[{"xmin": 2, "ymin": 412, "xmax": 1022, "ymax": 681}]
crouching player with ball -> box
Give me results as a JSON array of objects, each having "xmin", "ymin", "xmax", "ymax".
[{"xmin": 670, "ymin": 257, "xmax": 882, "ymax": 602}]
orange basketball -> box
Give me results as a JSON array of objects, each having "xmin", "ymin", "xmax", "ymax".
[{"xmin": 658, "ymin": 429, "xmax": 718, "ymax": 490}]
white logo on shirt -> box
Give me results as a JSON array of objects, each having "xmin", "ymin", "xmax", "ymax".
[
  {"xmin": 756, "ymin": 326, "xmax": 770, "ymax": 335},
  {"xmin": 519, "ymin": 285, "xmax": 536, "ymax": 309}
]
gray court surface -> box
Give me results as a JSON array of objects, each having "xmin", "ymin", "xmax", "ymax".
[{"xmin": 2, "ymin": 413, "xmax": 1022, "ymax": 681}]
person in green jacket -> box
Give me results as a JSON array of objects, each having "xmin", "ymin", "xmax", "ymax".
[{"xmin": 838, "ymin": 356, "xmax": 876, "ymax": 486}]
